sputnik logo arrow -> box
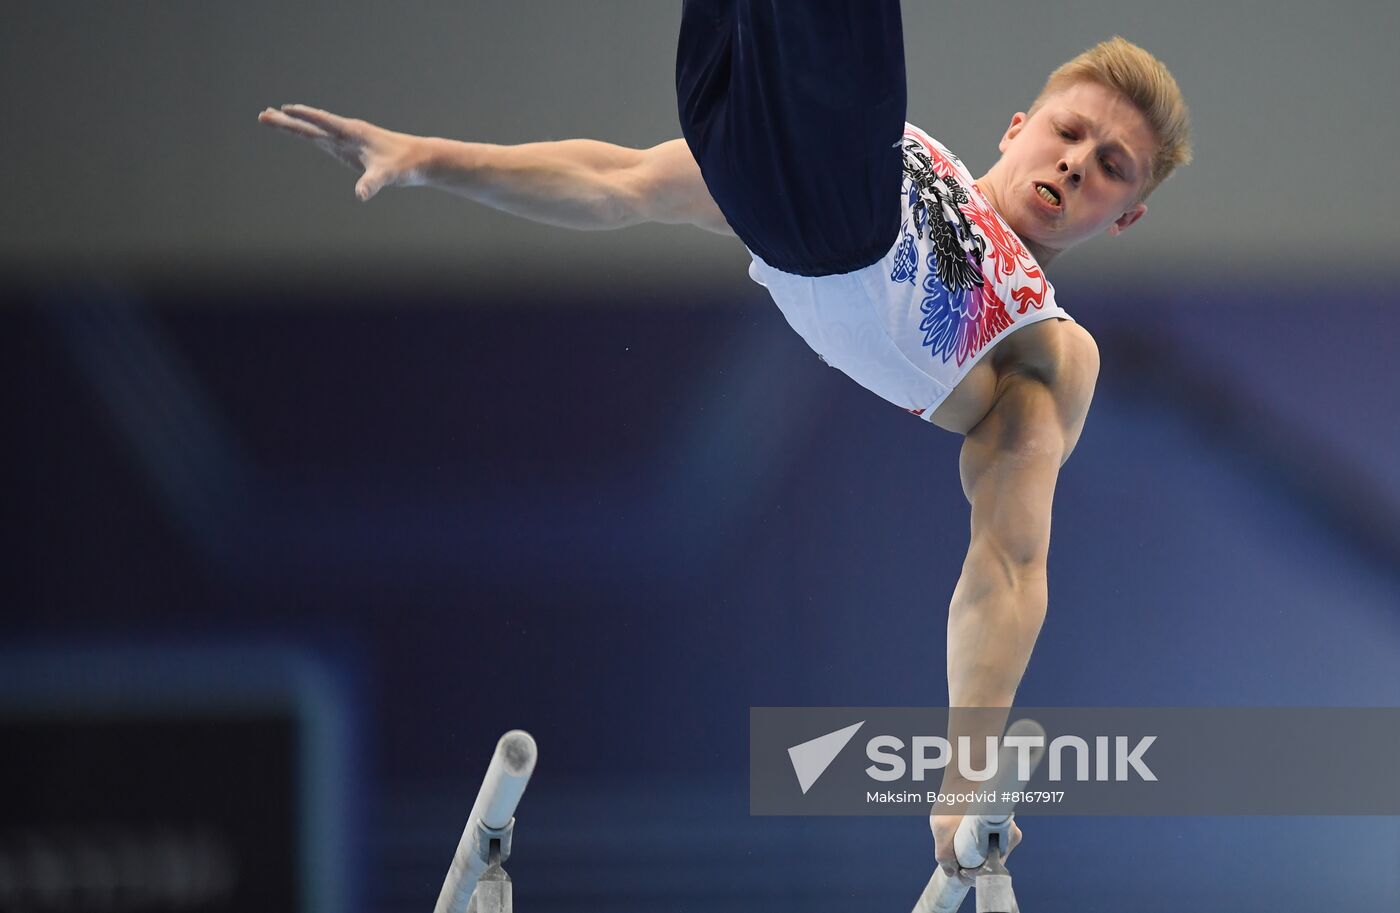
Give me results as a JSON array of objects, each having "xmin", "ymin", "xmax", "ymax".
[{"xmin": 787, "ymin": 721, "xmax": 865, "ymax": 794}]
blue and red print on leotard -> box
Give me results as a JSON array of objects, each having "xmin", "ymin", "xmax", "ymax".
[{"xmin": 892, "ymin": 129, "xmax": 1051, "ymax": 368}]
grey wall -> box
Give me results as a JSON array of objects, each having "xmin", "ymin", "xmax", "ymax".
[{"xmin": 4, "ymin": 1, "xmax": 1397, "ymax": 288}]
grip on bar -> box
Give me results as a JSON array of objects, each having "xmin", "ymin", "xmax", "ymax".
[{"xmin": 912, "ymin": 719, "xmax": 1046, "ymax": 913}]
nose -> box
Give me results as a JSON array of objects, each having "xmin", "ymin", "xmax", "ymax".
[{"xmin": 1057, "ymin": 156, "xmax": 1085, "ymax": 187}]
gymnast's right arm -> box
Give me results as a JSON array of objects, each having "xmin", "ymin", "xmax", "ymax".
[{"xmin": 257, "ymin": 104, "xmax": 733, "ymax": 235}]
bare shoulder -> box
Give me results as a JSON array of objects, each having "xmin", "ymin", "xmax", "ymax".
[
  {"xmin": 997, "ymin": 318, "xmax": 1098, "ymax": 406},
  {"xmin": 932, "ymin": 319, "xmax": 1098, "ymax": 435},
  {"xmin": 1048, "ymin": 320, "xmax": 1099, "ymax": 413},
  {"xmin": 988, "ymin": 318, "xmax": 1100, "ymax": 461}
]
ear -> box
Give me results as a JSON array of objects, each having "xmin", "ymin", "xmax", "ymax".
[
  {"xmin": 998, "ymin": 112, "xmax": 1029, "ymax": 153},
  {"xmin": 1107, "ymin": 202, "xmax": 1147, "ymax": 236}
]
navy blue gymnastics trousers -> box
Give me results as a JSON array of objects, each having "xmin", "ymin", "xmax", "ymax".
[{"xmin": 676, "ymin": 0, "xmax": 908, "ymax": 277}]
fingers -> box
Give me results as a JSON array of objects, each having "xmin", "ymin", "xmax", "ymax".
[
  {"xmin": 1002, "ymin": 821, "xmax": 1022, "ymax": 862},
  {"xmin": 257, "ymin": 107, "xmax": 331, "ymax": 140},
  {"xmin": 355, "ymin": 167, "xmax": 388, "ymax": 202},
  {"xmin": 930, "ymin": 813, "xmax": 981, "ymax": 888},
  {"xmin": 936, "ymin": 858, "xmax": 979, "ymax": 888},
  {"xmin": 930, "ymin": 814, "xmax": 959, "ymax": 871},
  {"xmin": 944, "ymin": 863, "xmax": 979, "ymax": 888},
  {"xmin": 935, "ymin": 845, "xmax": 977, "ymax": 887},
  {"xmin": 279, "ymin": 103, "xmax": 356, "ymax": 137}
]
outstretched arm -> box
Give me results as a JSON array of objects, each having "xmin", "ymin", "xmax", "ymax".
[{"xmin": 257, "ymin": 104, "xmax": 732, "ymax": 234}]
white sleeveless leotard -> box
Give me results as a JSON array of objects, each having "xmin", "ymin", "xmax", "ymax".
[{"xmin": 747, "ymin": 124, "xmax": 1073, "ymax": 420}]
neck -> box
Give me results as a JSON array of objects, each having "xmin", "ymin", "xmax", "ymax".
[{"xmin": 974, "ymin": 171, "xmax": 1060, "ymax": 268}]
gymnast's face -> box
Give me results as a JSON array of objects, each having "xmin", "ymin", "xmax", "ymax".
[{"xmin": 981, "ymin": 81, "xmax": 1155, "ymax": 265}]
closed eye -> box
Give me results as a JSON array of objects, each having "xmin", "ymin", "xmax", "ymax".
[{"xmin": 1101, "ymin": 158, "xmax": 1121, "ymax": 178}]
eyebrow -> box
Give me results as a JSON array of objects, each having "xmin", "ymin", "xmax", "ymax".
[{"xmin": 1063, "ymin": 110, "xmax": 1141, "ymax": 177}]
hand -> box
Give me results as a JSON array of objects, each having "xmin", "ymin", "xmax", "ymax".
[
  {"xmin": 258, "ymin": 104, "xmax": 421, "ymax": 201},
  {"xmin": 929, "ymin": 814, "xmax": 1022, "ymax": 888}
]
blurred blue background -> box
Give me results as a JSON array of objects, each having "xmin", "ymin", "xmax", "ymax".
[{"xmin": 4, "ymin": 3, "xmax": 1398, "ymax": 912}]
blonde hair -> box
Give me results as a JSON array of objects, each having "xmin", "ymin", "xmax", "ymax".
[{"xmin": 1029, "ymin": 36, "xmax": 1192, "ymax": 200}]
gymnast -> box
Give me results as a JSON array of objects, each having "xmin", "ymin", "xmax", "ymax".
[{"xmin": 259, "ymin": 0, "xmax": 1191, "ymax": 889}]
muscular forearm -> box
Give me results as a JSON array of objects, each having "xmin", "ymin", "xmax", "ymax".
[
  {"xmin": 946, "ymin": 553, "xmax": 1047, "ymax": 707},
  {"xmin": 411, "ymin": 136, "xmax": 645, "ymax": 230},
  {"xmin": 938, "ymin": 549, "xmax": 1048, "ymax": 795}
]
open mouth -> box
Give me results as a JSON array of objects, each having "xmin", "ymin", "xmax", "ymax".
[{"xmin": 1033, "ymin": 182, "xmax": 1062, "ymax": 209}]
